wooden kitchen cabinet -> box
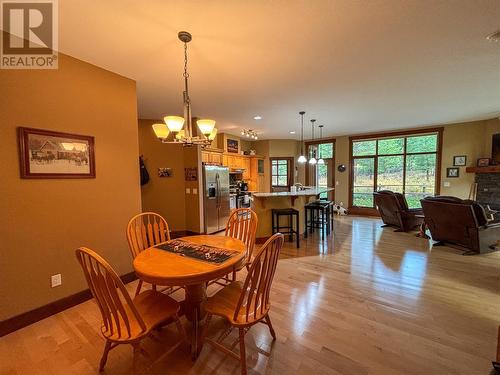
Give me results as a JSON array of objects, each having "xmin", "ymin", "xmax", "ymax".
[{"xmin": 201, "ymin": 149, "xmax": 223, "ymax": 165}]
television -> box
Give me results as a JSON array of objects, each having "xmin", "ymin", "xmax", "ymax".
[{"xmin": 493, "ymin": 133, "xmax": 500, "ymax": 164}]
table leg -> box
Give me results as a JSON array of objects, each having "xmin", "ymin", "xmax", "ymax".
[{"xmin": 184, "ymin": 283, "xmax": 207, "ymax": 360}]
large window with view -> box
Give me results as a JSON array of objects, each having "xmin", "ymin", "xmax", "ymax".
[{"xmin": 351, "ymin": 132, "xmax": 440, "ymax": 209}]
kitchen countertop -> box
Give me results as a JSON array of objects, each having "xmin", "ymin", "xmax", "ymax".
[{"xmin": 252, "ymin": 187, "xmax": 334, "ymax": 198}]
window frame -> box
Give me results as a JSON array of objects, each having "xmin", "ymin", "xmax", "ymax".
[
  {"xmin": 305, "ymin": 138, "xmax": 336, "ymax": 201},
  {"xmin": 270, "ymin": 157, "xmax": 294, "ymax": 190},
  {"xmin": 348, "ymin": 127, "xmax": 443, "ymax": 214}
]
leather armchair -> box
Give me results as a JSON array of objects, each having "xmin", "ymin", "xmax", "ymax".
[
  {"xmin": 373, "ymin": 190, "xmax": 424, "ymax": 232},
  {"xmin": 421, "ymin": 196, "xmax": 500, "ymax": 254}
]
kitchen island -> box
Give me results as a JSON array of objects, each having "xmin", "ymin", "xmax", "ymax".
[{"xmin": 252, "ymin": 187, "xmax": 334, "ymax": 239}]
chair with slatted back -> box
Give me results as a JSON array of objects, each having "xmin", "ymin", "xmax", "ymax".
[
  {"xmin": 75, "ymin": 247, "xmax": 185, "ymax": 372},
  {"xmin": 211, "ymin": 208, "xmax": 258, "ymax": 286},
  {"xmin": 202, "ymin": 233, "xmax": 284, "ymax": 375},
  {"xmin": 126, "ymin": 212, "xmax": 174, "ymax": 295}
]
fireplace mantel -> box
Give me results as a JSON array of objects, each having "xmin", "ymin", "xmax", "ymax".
[{"xmin": 465, "ymin": 165, "xmax": 500, "ymax": 174}]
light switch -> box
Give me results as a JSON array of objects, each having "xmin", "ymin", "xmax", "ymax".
[
  {"xmin": 185, "ymin": 188, "xmax": 190, "ymax": 194},
  {"xmin": 443, "ymin": 181, "xmax": 450, "ymax": 187},
  {"xmin": 192, "ymin": 188, "xmax": 198, "ymax": 195},
  {"xmin": 336, "ymin": 180, "xmax": 339, "ymax": 186}
]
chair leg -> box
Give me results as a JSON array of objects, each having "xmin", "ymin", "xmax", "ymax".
[
  {"xmin": 135, "ymin": 280, "xmax": 143, "ymax": 296},
  {"xmin": 238, "ymin": 328, "xmax": 247, "ymax": 375},
  {"xmin": 99, "ymin": 340, "xmax": 112, "ymax": 372},
  {"xmin": 265, "ymin": 314, "xmax": 277, "ymax": 340}
]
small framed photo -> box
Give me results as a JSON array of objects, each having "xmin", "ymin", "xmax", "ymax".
[
  {"xmin": 18, "ymin": 127, "xmax": 95, "ymax": 179},
  {"xmin": 453, "ymin": 155, "xmax": 466, "ymax": 166},
  {"xmin": 446, "ymin": 167, "xmax": 459, "ymax": 178},
  {"xmin": 158, "ymin": 168, "xmax": 172, "ymax": 177},
  {"xmin": 477, "ymin": 158, "xmax": 490, "ymax": 167}
]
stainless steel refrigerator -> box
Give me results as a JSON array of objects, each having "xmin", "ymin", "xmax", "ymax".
[{"xmin": 203, "ymin": 165, "xmax": 230, "ymax": 234}]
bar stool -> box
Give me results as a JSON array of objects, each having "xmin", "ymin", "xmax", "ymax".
[
  {"xmin": 271, "ymin": 208, "xmax": 300, "ymax": 248},
  {"xmin": 314, "ymin": 198, "xmax": 335, "ymax": 230},
  {"xmin": 304, "ymin": 201, "xmax": 331, "ymax": 239}
]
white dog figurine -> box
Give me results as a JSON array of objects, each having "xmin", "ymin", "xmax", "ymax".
[{"xmin": 332, "ymin": 202, "xmax": 348, "ymax": 216}]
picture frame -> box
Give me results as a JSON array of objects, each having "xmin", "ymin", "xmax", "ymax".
[
  {"xmin": 453, "ymin": 155, "xmax": 466, "ymax": 166},
  {"xmin": 158, "ymin": 168, "xmax": 172, "ymax": 177},
  {"xmin": 18, "ymin": 127, "xmax": 95, "ymax": 179},
  {"xmin": 446, "ymin": 167, "xmax": 459, "ymax": 178},
  {"xmin": 226, "ymin": 139, "xmax": 239, "ymax": 153},
  {"xmin": 477, "ymin": 158, "xmax": 490, "ymax": 167},
  {"xmin": 184, "ymin": 167, "xmax": 198, "ymax": 181}
]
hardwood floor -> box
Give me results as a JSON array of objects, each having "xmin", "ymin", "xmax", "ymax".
[{"xmin": 2, "ymin": 215, "xmax": 500, "ymax": 374}]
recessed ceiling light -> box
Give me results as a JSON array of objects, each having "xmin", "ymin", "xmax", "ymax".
[
  {"xmin": 289, "ymin": 131, "xmax": 296, "ymax": 134},
  {"xmin": 486, "ymin": 30, "xmax": 500, "ymax": 42},
  {"xmin": 253, "ymin": 115, "xmax": 262, "ymax": 120}
]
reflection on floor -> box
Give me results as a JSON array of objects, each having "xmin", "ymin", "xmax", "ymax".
[{"xmin": 2, "ymin": 215, "xmax": 500, "ymax": 374}]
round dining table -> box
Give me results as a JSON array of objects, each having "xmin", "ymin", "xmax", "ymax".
[{"xmin": 133, "ymin": 235, "xmax": 245, "ymax": 358}]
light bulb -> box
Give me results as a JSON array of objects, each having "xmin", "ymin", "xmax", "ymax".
[
  {"xmin": 309, "ymin": 157, "xmax": 317, "ymax": 165},
  {"xmin": 317, "ymin": 158, "xmax": 325, "ymax": 165},
  {"xmin": 175, "ymin": 129, "xmax": 185, "ymax": 140},
  {"xmin": 241, "ymin": 131, "xmax": 245, "ymax": 135},
  {"xmin": 298, "ymin": 155, "xmax": 307, "ymax": 163},
  {"xmin": 164, "ymin": 116, "xmax": 185, "ymax": 132},
  {"xmin": 196, "ymin": 119, "xmax": 216, "ymax": 135},
  {"xmin": 152, "ymin": 123, "xmax": 170, "ymax": 139}
]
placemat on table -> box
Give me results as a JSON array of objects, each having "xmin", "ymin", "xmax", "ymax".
[{"xmin": 155, "ymin": 239, "xmax": 239, "ymax": 264}]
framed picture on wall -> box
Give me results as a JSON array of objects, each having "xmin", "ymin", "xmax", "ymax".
[
  {"xmin": 18, "ymin": 127, "xmax": 96, "ymax": 179},
  {"xmin": 453, "ymin": 155, "xmax": 466, "ymax": 166},
  {"xmin": 446, "ymin": 167, "xmax": 459, "ymax": 178},
  {"xmin": 477, "ymin": 158, "xmax": 490, "ymax": 167},
  {"xmin": 226, "ymin": 139, "xmax": 239, "ymax": 153}
]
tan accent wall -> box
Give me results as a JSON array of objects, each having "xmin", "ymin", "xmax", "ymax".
[
  {"xmin": 0, "ymin": 53, "xmax": 141, "ymax": 320},
  {"xmin": 138, "ymin": 119, "xmax": 186, "ymax": 230},
  {"xmin": 138, "ymin": 119, "xmax": 203, "ymax": 233}
]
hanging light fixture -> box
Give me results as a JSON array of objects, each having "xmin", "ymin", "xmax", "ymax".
[
  {"xmin": 308, "ymin": 119, "xmax": 317, "ymax": 164},
  {"xmin": 317, "ymin": 125, "xmax": 325, "ymax": 165},
  {"xmin": 297, "ymin": 111, "xmax": 307, "ymax": 163},
  {"xmin": 152, "ymin": 31, "xmax": 216, "ymax": 146}
]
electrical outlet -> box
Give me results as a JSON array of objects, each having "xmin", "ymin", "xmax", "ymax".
[
  {"xmin": 443, "ymin": 181, "xmax": 450, "ymax": 187},
  {"xmin": 51, "ymin": 274, "xmax": 62, "ymax": 288},
  {"xmin": 185, "ymin": 188, "xmax": 190, "ymax": 194},
  {"xmin": 192, "ymin": 188, "xmax": 198, "ymax": 195}
]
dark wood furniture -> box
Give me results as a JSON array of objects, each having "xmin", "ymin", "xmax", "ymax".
[
  {"xmin": 421, "ymin": 196, "xmax": 500, "ymax": 254},
  {"xmin": 373, "ymin": 190, "xmax": 424, "ymax": 232},
  {"xmin": 272, "ymin": 208, "xmax": 300, "ymax": 248},
  {"xmin": 304, "ymin": 201, "xmax": 332, "ymax": 238}
]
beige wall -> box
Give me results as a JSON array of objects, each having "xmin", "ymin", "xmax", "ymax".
[
  {"xmin": 138, "ymin": 119, "xmax": 203, "ymax": 233},
  {"xmin": 0, "ymin": 53, "xmax": 141, "ymax": 320},
  {"xmin": 139, "ymin": 119, "xmax": 186, "ymax": 230}
]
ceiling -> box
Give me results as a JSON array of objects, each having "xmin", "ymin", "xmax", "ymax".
[{"xmin": 58, "ymin": 0, "xmax": 500, "ymax": 139}]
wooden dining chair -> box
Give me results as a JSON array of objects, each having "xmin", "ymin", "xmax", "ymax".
[
  {"xmin": 202, "ymin": 233, "xmax": 284, "ymax": 375},
  {"xmin": 126, "ymin": 212, "xmax": 176, "ymax": 296},
  {"xmin": 212, "ymin": 208, "xmax": 258, "ymax": 286},
  {"xmin": 75, "ymin": 247, "xmax": 185, "ymax": 372}
]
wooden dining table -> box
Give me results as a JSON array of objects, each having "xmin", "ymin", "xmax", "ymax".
[{"xmin": 133, "ymin": 235, "xmax": 246, "ymax": 358}]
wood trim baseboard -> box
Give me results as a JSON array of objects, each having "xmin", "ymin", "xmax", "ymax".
[
  {"xmin": 0, "ymin": 271, "xmax": 137, "ymax": 338},
  {"xmin": 348, "ymin": 207, "xmax": 380, "ymax": 216}
]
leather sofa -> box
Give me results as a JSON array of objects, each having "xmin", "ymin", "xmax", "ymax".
[
  {"xmin": 373, "ymin": 190, "xmax": 424, "ymax": 232},
  {"xmin": 421, "ymin": 196, "xmax": 500, "ymax": 254}
]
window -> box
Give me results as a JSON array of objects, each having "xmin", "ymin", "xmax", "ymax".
[
  {"xmin": 351, "ymin": 132, "xmax": 441, "ymax": 209},
  {"xmin": 306, "ymin": 142, "xmax": 335, "ymax": 199},
  {"xmin": 271, "ymin": 158, "xmax": 292, "ymax": 188}
]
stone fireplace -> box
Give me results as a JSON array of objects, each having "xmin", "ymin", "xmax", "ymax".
[{"xmin": 475, "ymin": 172, "xmax": 500, "ymax": 211}]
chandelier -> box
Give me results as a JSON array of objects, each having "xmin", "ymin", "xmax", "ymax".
[
  {"xmin": 152, "ymin": 31, "xmax": 217, "ymax": 146},
  {"xmin": 240, "ymin": 129, "xmax": 258, "ymax": 140}
]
